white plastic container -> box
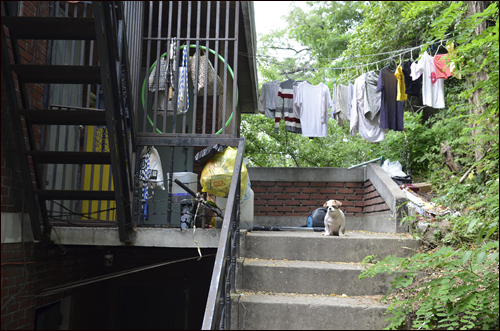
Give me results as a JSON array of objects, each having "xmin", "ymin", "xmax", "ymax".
[
  {"xmin": 216, "ymin": 188, "xmax": 254, "ymax": 230},
  {"xmin": 167, "ymin": 172, "xmax": 198, "ymax": 196}
]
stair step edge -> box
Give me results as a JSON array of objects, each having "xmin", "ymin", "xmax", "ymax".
[
  {"xmin": 243, "ymin": 258, "xmax": 370, "ymax": 270},
  {"xmin": 238, "ymin": 291, "xmax": 388, "ymax": 307}
]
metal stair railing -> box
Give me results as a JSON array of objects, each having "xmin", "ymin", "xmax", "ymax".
[
  {"xmin": 202, "ymin": 137, "xmax": 245, "ymax": 330},
  {"xmin": 92, "ymin": 1, "xmax": 138, "ymax": 241}
]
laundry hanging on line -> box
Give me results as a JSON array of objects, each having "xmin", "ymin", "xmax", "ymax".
[{"xmin": 258, "ymin": 40, "xmax": 457, "ymax": 142}]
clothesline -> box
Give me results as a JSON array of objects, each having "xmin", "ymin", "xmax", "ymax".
[
  {"xmin": 246, "ymin": 33, "xmax": 455, "ymax": 72},
  {"xmin": 311, "ymin": 37, "xmax": 454, "ymax": 72}
]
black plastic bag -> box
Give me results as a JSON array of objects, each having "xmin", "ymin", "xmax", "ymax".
[
  {"xmin": 392, "ymin": 175, "xmax": 412, "ymax": 185},
  {"xmin": 299, "ymin": 207, "xmax": 327, "ymax": 228},
  {"xmin": 194, "ymin": 144, "xmax": 227, "ymax": 165}
]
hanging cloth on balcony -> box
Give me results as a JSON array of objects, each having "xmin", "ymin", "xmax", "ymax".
[
  {"xmin": 140, "ymin": 149, "xmax": 151, "ymax": 219},
  {"xmin": 189, "ymin": 50, "xmax": 224, "ymax": 96},
  {"xmin": 139, "ymin": 146, "xmax": 165, "ymax": 219},
  {"xmin": 178, "ymin": 46, "xmax": 189, "ymax": 114}
]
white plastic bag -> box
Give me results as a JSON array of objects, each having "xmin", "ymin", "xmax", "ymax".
[
  {"xmin": 381, "ymin": 159, "xmax": 407, "ymax": 177},
  {"xmin": 140, "ymin": 146, "xmax": 165, "ymax": 190}
]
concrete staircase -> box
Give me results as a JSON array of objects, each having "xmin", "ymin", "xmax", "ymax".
[{"xmin": 232, "ymin": 229, "xmax": 421, "ymax": 330}]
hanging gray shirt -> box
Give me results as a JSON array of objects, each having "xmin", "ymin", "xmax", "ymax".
[
  {"xmin": 258, "ymin": 80, "xmax": 280, "ymax": 119},
  {"xmin": 364, "ymin": 71, "xmax": 382, "ymax": 121}
]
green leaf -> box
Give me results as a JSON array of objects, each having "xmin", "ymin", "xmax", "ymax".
[
  {"xmin": 467, "ymin": 218, "xmax": 480, "ymax": 233},
  {"xmin": 476, "ymin": 251, "xmax": 486, "ymax": 265},
  {"xmin": 462, "ymin": 250, "xmax": 472, "ymax": 264}
]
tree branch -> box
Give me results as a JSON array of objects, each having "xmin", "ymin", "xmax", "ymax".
[
  {"xmin": 279, "ymin": 66, "xmax": 316, "ymax": 76},
  {"xmin": 267, "ymin": 46, "xmax": 312, "ymax": 54}
]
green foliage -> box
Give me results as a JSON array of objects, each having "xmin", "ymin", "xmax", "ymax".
[
  {"xmin": 241, "ymin": 114, "xmax": 376, "ymax": 168},
  {"xmin": 360, "ymin": 241, "xmax": 499, "ymax": 330}
]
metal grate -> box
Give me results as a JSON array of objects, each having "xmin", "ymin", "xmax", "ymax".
[{"xmin": 140, "ymin": 1, "xmax": 240, "ymax": 136}]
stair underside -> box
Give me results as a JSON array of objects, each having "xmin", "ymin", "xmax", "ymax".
[
  {"xmin": 33, "ymin": 190, "xmax": 115, "ymax": 201},
  {"xmin": 19, "ymin": 109, "xmax": 107, "ymax": 125},
  {"xmin": 2, "ymin": 16, "xmax": 96, "ymax": 40},
  {"xmin": 27, "ymin": 151, "xmax": 111, "ymax": 164},
  {"xmin": 11, "ymin": 64, "xmax": 101, "ymax": 84}
]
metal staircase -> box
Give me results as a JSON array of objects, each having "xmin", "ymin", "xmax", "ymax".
[{"xmin": 1, "ymin": 2, "xmax": 136, "ymax": 242}]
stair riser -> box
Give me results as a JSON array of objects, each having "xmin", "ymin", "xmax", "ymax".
[
  {"xmin": 241, "ymin": 264, "xmax": 394, "ymax": 296},
  {"xmin": 236, "ymin": 299, "xmax": 390, "ymax": 330},
  {"xmin": 245, "ymin": 236, "xmax": 419, "ymax": 262}
]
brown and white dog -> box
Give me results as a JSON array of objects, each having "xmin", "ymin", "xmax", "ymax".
[{"xmin": 323, "ymin": 200, "xmax": 346, "ymax": 236}]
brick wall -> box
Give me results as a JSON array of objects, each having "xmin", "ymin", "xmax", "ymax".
[
  {"xmin": 1, "ymin": 1, "xmax": 51, "ymax": 213},
  {"xmin": 363, "ymin": 180, "xmax": 391, "ymax": 214},
  {"xmin": 251, "ymin": 179, "xmax": 390, "ymax": 218},
  {"xmin": 1, "ymin": 242, "xmax": 107, "ymax": 330}
]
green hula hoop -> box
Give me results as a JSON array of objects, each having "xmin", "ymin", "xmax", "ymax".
[{"xmin": 142, "ymin": 44, "xmax": 238, "ymax": 134}]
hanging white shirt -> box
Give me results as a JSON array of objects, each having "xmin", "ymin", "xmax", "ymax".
[
  {"xmin": 416, "ymin": 51, "xmax": 445, "ymax": 109},
  {"xmin": 294, "ymin": 82, "xmax": 332, "ymax": 137}
]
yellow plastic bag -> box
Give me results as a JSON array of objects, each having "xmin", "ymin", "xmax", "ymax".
[{"xmin": 200, "ymin": 147, "xmax": 247, "ymax": 198}]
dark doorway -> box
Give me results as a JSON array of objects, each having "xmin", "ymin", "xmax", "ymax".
[
  {"xmin": 35, "ymin": 301, "xmax": 62, "ymax": 330},
  {"xmin": 117, "ymin": 286, "xmax": 187, "ymax": 330}
]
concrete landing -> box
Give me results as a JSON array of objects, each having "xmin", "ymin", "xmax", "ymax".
[{"xmin": 49, "ymin": 226, "xmax": 222, "ymax": 248}]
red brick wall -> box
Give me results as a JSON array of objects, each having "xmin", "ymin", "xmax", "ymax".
[
  {"xmin": 251, "ymin": 179, "xmax": 390, "ymax": 218},
  {"xmin": 363, "ymin": 180, "xmax": 391, "ymax": 214},
  {"xmin": 1, "ymin": 1, "xmax": 50, "ymax": 213},
  {"xmin": 1, "ymin": 242, "xmax": 108, "ymax": 330}
]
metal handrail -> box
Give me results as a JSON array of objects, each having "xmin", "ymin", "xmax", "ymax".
[{"xmin": 202, "ymin": 137, "xmax": 245, "ymax": 330}]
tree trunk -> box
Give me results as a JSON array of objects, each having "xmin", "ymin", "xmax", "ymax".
[
  {"xmin": 441, "ymin": 141, "xmax": 461, "ymax": 173},
  {"xmin": 466, "ymin": 1, "xmax": 491, "ymax": 161}
]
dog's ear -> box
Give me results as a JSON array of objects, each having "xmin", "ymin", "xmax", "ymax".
[
  {"xmin": 323, "ymin": 201, "xmax": 328, "ymax": 208},
  {"xmin": 335, "ymin": 200, "xmax": 343, "ymax": 207}
]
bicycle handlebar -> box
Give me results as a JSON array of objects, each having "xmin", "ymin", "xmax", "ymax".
[{"xmin": 173, "ymin": 178, "xmax": 223, "ymax": 219}]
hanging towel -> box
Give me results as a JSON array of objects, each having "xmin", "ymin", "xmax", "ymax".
[
  {"xmin": 178, "ymin": 47, "xmax": 189, "ymax": 114},
  {"xmin": 336, "ymin": 84, "xmax": 350, "ymax": 123},
  {"xmin": 394, "ymin": 65, "xmax": 408, "ymax": 101},
  {"xmin": 434, "ymin": 54, "xmax": 453, "ymax": 79}
]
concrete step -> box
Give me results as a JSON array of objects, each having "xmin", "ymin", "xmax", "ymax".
[
  {"xmin": 243, "ymin": 230, "xmax": 420, "ymax": 263},
  {"xmin": 234, "ymin": 291, "xmax": 390, "ymax": 330},
  {"xmin": 240, "ymin": 259, "xmax": 394, "ymax": 296}
]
